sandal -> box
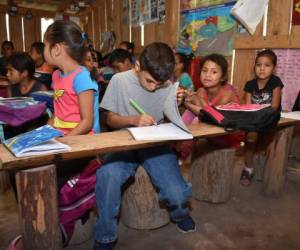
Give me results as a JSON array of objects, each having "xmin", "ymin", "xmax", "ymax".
[{"xmin": 240, "ymin": 169, "xmax": 253, "ymax": 186}]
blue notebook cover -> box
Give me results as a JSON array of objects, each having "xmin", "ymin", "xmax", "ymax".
[{"xmin": 3, "ymin": 125, "xmax": 70, "ymax": 157}]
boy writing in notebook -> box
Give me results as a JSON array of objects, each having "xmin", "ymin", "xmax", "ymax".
[{"xmin": 94, "ymin": 43, "xmax": 195, "ymax": 250}]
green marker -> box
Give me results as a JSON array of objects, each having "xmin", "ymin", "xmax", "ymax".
[
  {"xmin": 129, "ymin": 98, "xmax": 157, "ymax": 125},
  {"xmin": 129, "ymin": 98, "xmax": 146, "ymax": 114}
]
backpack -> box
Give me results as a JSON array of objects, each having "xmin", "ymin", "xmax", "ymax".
[
  {"xmin": 199, "ymin": 103, "xmax": 281, "ymax": 132},
  {"xmin": 0, "ymin": 98, "xmax": 46, "ymax": 126},
  {"xmin": 59, "ymin": 158, "xmax": 102, "ymax": 246}
]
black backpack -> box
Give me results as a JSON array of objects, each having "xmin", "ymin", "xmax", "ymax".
[{"xmin": 199, "ymin": 104, "xmax": 280, "ymax": 132}]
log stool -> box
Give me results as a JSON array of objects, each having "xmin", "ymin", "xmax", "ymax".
[
  {"xmin": 121, "ymin": 166, "xmax": 169, "ymax": 229},
  {"xmin": 0, "ymin": 171, "xmax": 10, "ymax": 193},
  {"xmin": 190, "ymin": 144, "xmax": 236, "ymax": 203},
  {"xmin": 289, "ymin": 124, "xmax": 300, "ymax": 158}
]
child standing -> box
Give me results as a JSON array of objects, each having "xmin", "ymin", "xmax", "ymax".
[
  {"xmin": 240, "ymin": 49, "xmax": 283, "ymax": 186},
  {"xmin": 6, "ymin": 52, "xmax": 47, "ymax": 97},
  {"xmin": 94, "ymin": 43, "xmax": 195, "ymax": 250},
  {"xmin": 43, "ymin": 20, "xmax": 100, "ymax": 136},
  {"xmin": 174, "ymin": 52, "xmax": 194, "ymax": 91}
]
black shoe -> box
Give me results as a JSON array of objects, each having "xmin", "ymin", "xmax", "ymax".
[{"xmin": 176, "ymin": 215, "xmax": 196, "ymax": 233}]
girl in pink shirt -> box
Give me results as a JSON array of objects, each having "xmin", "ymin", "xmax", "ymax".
[{"xmin": 43, "ymin": 20, "xmax": 100, "ymax": 136}]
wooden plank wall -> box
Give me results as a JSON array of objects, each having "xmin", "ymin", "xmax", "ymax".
[
  {"xmin": 9, "ymin": 15, "xmax": 23, "ymax": 51},
  {"xmin": 0, "ymin": 5, "xmax": 54, "ymax": 52},
  {"xmin": 84, "ymin": 0, "xmax": 179, "ymax": 54},
  {"xmin": 0, "ymin": 12, "xmax": 7, "ymax": 43},
  {"xmin": 232, "ymin": 0, "xmax": 295, "ymax": 100}
]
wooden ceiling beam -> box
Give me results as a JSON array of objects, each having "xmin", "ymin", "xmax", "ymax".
[{"xmin": 57, "ymin": 0, "xmax": 73, "ymax": 12}]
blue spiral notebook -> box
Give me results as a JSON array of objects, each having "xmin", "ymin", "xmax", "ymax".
[{"xmin": 3, "ymin": 125, "xmax": 71, "ymax": 157}]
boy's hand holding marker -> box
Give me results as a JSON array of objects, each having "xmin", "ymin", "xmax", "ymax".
[{"xmin": 129, "ymin": 98, "xmax": 157, "ymax": 126}]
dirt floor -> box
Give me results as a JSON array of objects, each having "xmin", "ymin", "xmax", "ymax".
[{"xmin": 1, "ymin": 156, "xmax": 300, "ymax": 250}]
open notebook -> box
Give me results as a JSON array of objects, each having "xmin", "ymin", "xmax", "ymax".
[
  {"xmin": 3, "ymin": 125, "xmax": 70, "ymax": 157},
  {"xmin": 128, "ymin": 82, "xmax": 193, "ymax": 141},
  {"xmin": 128, "ymin": 123, "xmax": 193, "ymax": 141}
]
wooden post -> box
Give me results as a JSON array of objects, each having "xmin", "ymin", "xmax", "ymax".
[
  {"xmin": 0, "ymin": 171, "xmax": 10, "ymax": 193},
  {"xmin": 121, "ymin": 167, "xmax": 169, "ymax": 229},
  {"xmin": 263, "ymin": 126, "xmax": 294, "ymax": 197},
  {"xmin": 16, "ymin": 165, "xmax": 62, "ymax": 250},
  {"xmin": 190, "ymin": 146, "xmax": 236, "ymax": 203},
  {"xmin": 289, "ymin": 124, "xmax": 300, "ymax": 158}
]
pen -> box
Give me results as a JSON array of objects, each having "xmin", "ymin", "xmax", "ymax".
[{"xmin": 129, "ymin": 98, "xmax": 158, "ymax": 125}]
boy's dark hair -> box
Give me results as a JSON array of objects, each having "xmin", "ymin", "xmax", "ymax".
[
  {"xmin": 200, "ymin": 53, "xmax": 228, "ymax": 85},
  {"xmin": 109, "ymin": 48, "xmax": 132, "ymax": 64},
  {"xmin": 256, "ymin": 49, "xmax": 277, "ymax": 66},
  {"xmin": 119, "ymin": 41, "xmax": 135, "ymax": 53},
  {"xmin": 139, "ymin": 42, "xmax": 175, "ymax": 83},
  {"xmin": 44, "ymin": 20, "xmax": 91, "ymax": 64},
  {"xmin": 6, "ymin": 52, "xmax": 35, "ymax": 78},
  {"xmin": 175, "ymin": 52, "xmax": 192, "ymax": 72},
  {"xmin": 1, "ymin": 40, "xmax": 14, "ymax": 50},
  {"xmin": 31, "ymin": 42, "xmax": 45, "ymax": 56}
]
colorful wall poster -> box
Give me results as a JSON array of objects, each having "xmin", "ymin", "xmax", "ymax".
[
  {"xmin": 274, "ymin": 49, "xmax": 300, "ymax": 111},
  {"xmin": 181, "ymin": 0, "xmax": 234, "ymax": 11},
  {"xmin": 131, "ymin": 0, "xmax": 165, "ymax": 27},
  {"xmin": 177, "ymin": 1, "xmax": 237, "ymax": 56},
  {"xmin": 292, "ymin": 0, "xmax": 300, "ymax": 25}
]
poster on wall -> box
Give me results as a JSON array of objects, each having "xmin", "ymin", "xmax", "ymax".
[
  {"xmin": 177, "ymin": 1, "xmax": 237, "ymax": 56},
  {"xmin": 131, "ymin": 0, "xmax": 165, "ymax": 27},
  {"xmin": 274, "ymin": 49, "xmax": 300, "ymax": 111},
  {"xmin": 158, "ymin": 0, "xmax": 166, "ymax": 23},
  {"xmin": 292, "ymin": 0, "xmax": 300, "ymax": 25},
  {"xmin": 181, "ymin": 0, "xmax": 234, "ymax": 11},
  {"xmin": 122, "ymin": 0, "xmax": 129, "ymax": 25}
]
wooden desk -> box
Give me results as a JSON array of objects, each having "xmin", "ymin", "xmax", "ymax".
[{"xmin": 0, "ymin": 119, "xmax": 297, "ymax": 250}]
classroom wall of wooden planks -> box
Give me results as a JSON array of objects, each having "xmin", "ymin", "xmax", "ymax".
[
  {"xmin": 80, "ymin": 0, "xmax": 180, "ymax": 54},
  {"xmin": 0, "ymin": 5, "xmax": 54, "ymax": 52},
  {"xmin": 232, "ymin": 0, "xmax": 300, "ymax": 99}
]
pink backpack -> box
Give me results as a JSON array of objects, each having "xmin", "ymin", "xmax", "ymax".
[{"xmin": 59, "ymin": 158, "xmax": 102, "ymax": 246}]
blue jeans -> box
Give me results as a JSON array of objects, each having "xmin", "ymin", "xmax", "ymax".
[{"xmin": 94, "ymin": 145, "xmax": 192, "ymax": 243}]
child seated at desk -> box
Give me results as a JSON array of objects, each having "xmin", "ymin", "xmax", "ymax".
[
  {"xmin": 95, "ymin": 42, "xmax": 195, "ymax": 250},
  {"xmin": 6, "ymin": 52, "xmax": 47, "ymax": 97},
  {"xmin": 178, "ymin": 53, "xmax": 244, "ymax": 160},
  {"xmin": 240, "ymin": 49, "xmax": 283, "ymax": 186},
  {"xmin": 118, "ymin": 40, "xmax": 135, "ymax": 63},
  {"xmin": 109, "ymin": 48, "xmax": 134, "ymax": 73},
  {"xmin": 29, "ymin": 42, "xmax": 53, "ymax": 89},
  {"xmin": 43, "ymin": 20, "xmax": 101, "ymax": 192},
  {"xmin": 0, "ymin": 40, "xmax": 14, "ymax": 77},
  {"xmin": 174, "ymin": 52, "xmax": 194, "ymax": 91}
]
